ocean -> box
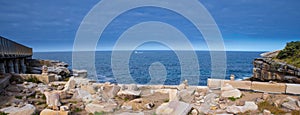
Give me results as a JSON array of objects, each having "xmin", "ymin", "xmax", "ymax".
[{"xmin": 33, "ymin": 51, "xmax": 263, "ymax": 85}]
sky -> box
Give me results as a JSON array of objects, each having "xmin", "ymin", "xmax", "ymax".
[{"xmin": 0, "ymin": 0, "xmax": 299, "ymax": 52}]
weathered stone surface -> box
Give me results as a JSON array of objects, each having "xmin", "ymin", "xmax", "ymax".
[
  {"xmin": 286, "ymin": 84, "xmax": 300, "ymax": 94},
  {"xmin": 122, "ymin": 98, "xmax": 154, "ymax": 111},
  {"xmin": 207, "ymin": 79, "xmax": 222, "ymax": 89},
  {"xmin": 117, "ymin": 112, "xmax": 144, "ymax": 115},
  {"xmin": 80, "ymin": 83, "xmax": 97, "ymax": 94},
  {"xmin": 221, "ymin": 84, "xmax": 241, "ymax": 98},
  {"xmin": 44, "ymin": 91, "xmax": 61, "ymax": 107},
  {"xmin": 251, "ymin": 82, "xmax": 286, "ymax": 93},
  {"xmin": 63, "ymin": 77, "xmax": 75, "ymax": 91},
  {"xmin": 222, "ymin": 80, "xmax": 252, "ymax": 90},
  {"xmin": 40, "ymin": 109, "xmax": 69, "ymax": 115},
  {"xmin": 282, "ymin": 97, "xmax": 300, "ymax": 110},
  {"xmin": 73, "ymin": 69, "xmax": 87, "ymax": 78},
  {"xmin": 117, "ymin": 90, "xmax": 141, "ymax": 100},
  {"xmin": 179, "ymin": 89, "xmax": 194, "ymax": 103},
  {"xmin": 226, "ymin": 101, "xmax": 258, "ymax": 114},
  {"xmin": 102, "ymin": 84, "xmax": 121, "ymax": 99},
  {"xmin": 72, "ymin": 88, "xmax": 93, "ymax": 103},
  {"xmin": 178, "ymin": 79, "xmax": 188, "ymax": 90},
  {"xmin": 85, "ymin": 103, "xmax": 117, "ymax": 113},
  {"xmin": 5, "ymin": 85, "xmax": 21, "ymax": 92},
  {"xmin": 263, "ymin": 109, "xmax": 271, "ymax": 115},
  {"xmin": 169, "ymin": 89, "xmax": 179, "ymax": 101},
  {"xmin": 156, "ymin": 101, "xmax": 192, "ymax": 115},
  {"xmin": 0, "ymin": 104, "xmax": 36, "ymax": 115}
]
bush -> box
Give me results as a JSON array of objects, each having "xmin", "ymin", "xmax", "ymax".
[{"xmin": 276, "ymin": 41, "xmax": 300, "ymax": 68}]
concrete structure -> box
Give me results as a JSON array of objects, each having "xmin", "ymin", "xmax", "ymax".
[{"xmin": 0, "ymin": 36, "xmax": 32, "ymax": 74}]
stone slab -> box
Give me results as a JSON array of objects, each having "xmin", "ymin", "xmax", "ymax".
[
  {"xmin": 222, "ymin": 80, "xmax": 252, "ymax": 90},
  {"xmin": 251, "ymin": 82, "xmax": 286, "ymax": 93},
  {"xmin": 286, "ymin": 84, "xmax": 300, "ymax": 95},
  {"xmin": 0, "ymin": 74, "xmax": 11, "ymax": 90},
  {"xmin": 207, "ymin": 79, "xmax": 222, "ymax": 89}
]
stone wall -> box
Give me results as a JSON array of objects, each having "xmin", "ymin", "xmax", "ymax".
[
  {"xmin": 252, "ymin": 58, "xmax": 300, "ymax": 83},
  {"xmin": 207, "ymin": 79, "xmax": 300, "ymax": 95}
]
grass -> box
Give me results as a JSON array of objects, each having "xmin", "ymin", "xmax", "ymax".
[
  {"xmin": 257, "ymin": 101, "xmax": 285, "ymax": 115},
  {"xmin": 228, "ymin": 96, "xmax": 240, "ymax": 101},
  {"xmin": 74, "ymin": 107, "xmax": 82, "ymax": 112},
  {"xmin": 164, "ymin": 99, "xmax": 169, "ymax": 102},
  {"xmin": 94, "ymin": 111, "xmax": 105, "ymax": 115},
  {"xmin": 26, "ymin": 77, "xmax": 41, "ymax": 83},
  {"xmin": 15, "ymin": 95, "xmax": 23, "ymax": 99},
  {"xmin": 292, "ymin": 110, "xmax": 300, "ymax": 115}
]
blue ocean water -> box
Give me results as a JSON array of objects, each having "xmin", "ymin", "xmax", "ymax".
[{"xmin": 33, "ymin": 51, "xmax": 263, "ymax": 85}]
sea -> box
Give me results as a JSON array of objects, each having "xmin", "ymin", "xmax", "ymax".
[{"xmin": 33, "ymin": 51, "xmax": 263, "ymax": 86}]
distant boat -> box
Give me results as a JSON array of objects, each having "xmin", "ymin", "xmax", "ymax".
[{"xmin": 134, "ymin": 51, "xmax": 143, "ymax": 54}]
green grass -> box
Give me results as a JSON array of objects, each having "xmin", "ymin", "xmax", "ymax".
[
  {"xmin": 94, "ymin": 111, "xmax": 105, "ymax": 115},
  {"xmin": 26, "ymin": 77, "xmax": 41, "ymax": 83},
  {"xmin": 15, "ymin": 95, "xmax": 23, "ymax": 99},
  {"xmin": 228, "ymin": 96, "xmax": 240, "ymax": 101},
  {"xmin": 257, "ymin": 101, "xmax": 285, "ymax": 115}
]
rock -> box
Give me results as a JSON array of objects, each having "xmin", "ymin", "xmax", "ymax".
[
  {"xmin": 122, "ymin": 98, "xmax": 154, "ymax": 111},
  {"xmin": 169, "ymin": 89, "xmax": 179, "ymax": 101},
  {"xmin": 221, "ymin": 84, "xmax": 241, "ymax": 98},
  {"xmin": 80, "ymin": 83, "xmax": 97, "ymax": 94},
  {"xmin": 57, "ymin": 86, "xmax": 64, "ymax": 90},
  {"xmin": 117, "ymin": 112, "xmax": 144, "ymax": 115},
  {"xmin": 102, "ymin": 84, "xmax": 121, "ymax": 100},
  {"xmin": 60, "ymin": 105, "xmax": 69, "ymax": 111},
  {"xmin": 63, "ymin": 77, "xmax": 75, "ymax": 91},
  {"xmin": 263, "ymin": 109, "xmax": 271, "ymax": 115},
  {"xmin": 262, "ymin": 92, "xmax": 270, "ymax": 100},
  {"xmin": 117, "ymin": 90, "xmax": 141, "ymax": 100},
  {"xmin": 230, "ymin": 74, "xmax": 235, "ymax": 81},
  {"xmin": 178, "ymin": 79, "xmax": 188, "ymax": 90},
  {"xmin": 40, "ymin": 109, "xmax": 69, "ymax": 115},
  {"xmin": 0, "ymin": 104, "xmax": 36, "ymax": 115},
  {"xmin": 179, "ymin": 89, "xmax": 194, "ymax": 103},
  {"xmin": 226, "ymin": 101, "xmax": 258, "ymax": 114},
  {"xmin": 42, "ymin": 65, "xmax": 48, "ymax": 75},
  {"xmin": 297, "ymin": 101, "xmax": 300, "ymax": 107},
  {"xmin": 127, "ymin": 84, "xmax": 138, "ymax": 91},
  {"xmin": 5, "ymin": 85, "xmax": 21, "ymax": 92},
  {"xmin": 190, "ymin": 108, "xmax": 199, "ymax": 115},
  {"xmin": 85, "ymin": 103, "xmax": 117, "ymax": 113},
  {"xmin": 72, "ymin": 69, "xmax": 87, "ymax": 78},
  {"xmin": 282, "ymin": 100, "xmax": 300, "ymax": 110},
  {"xmin": 72, "ymin": 88, "xmax": 92, "ymax": 99},
  {"xmin": 44, "ymin": 91, "xmax": 61, "ymax": 108},
  {"xmin": 235, "ymin": 100, "xmax": 245, "ymax": 106},
  {"xmin": 156, "ymin": 101, "xmax": 192, "ymax": 115}
]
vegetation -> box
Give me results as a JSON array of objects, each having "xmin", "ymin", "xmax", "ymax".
[
  {"xmin": 94, "ymin": 111, "xmax": 105, "ymax": 115},
  {"xmin": 276, "ymin": 41, "xmax": 300, "ymax": 68},
  {"xmin": 26, "ymin": 77, "xmax": 41, "ymax": 83},
  {"xmin": 0, "ymin": 111, "xmax": 8, "ymax": 115},
  {"xmin": 228, "ymin": 96, "xmax": 240, "ymax": 101},
  {"xmin": 257, "ymin": 101, "xmax": 285, "ymax": 115},
  {"xmin": 15, "ymin": 95, "xmax": 23, "ymax": 99}
]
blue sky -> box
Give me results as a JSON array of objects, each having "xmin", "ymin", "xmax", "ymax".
[{"xmin": 0, "ymin": 0, "xmax": 299, "ymax": 52}]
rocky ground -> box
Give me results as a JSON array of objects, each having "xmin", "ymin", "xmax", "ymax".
[{"xmin": 0, "ymin": 74, "xmax": 300, "ymax": 115}]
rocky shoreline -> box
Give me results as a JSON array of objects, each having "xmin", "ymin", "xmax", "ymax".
[{"xmin": 0, "ymin": 59, "xmax": 300, "ymax": 115}]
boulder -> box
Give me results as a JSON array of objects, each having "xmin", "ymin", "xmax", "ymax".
[
  {"xmin": 80, "ymin": 83, "xmax": 97, "ymax": 94},
  {"xmin": 156, "ymin": 101, "xmax": 192, "ymax": 115},
  {"xmin": 40, "ymin": 109, "xmax": 69, "ymax": 115},
  {"xmin": 102, "ymin": 84, "xmax": 121, "ymax": 99},
  {"xmin": 117, "ymin": 90, "xmax": 141, "ymax": 100},
  {"xmin": 178, "ymin": 79, "xmax": 188, "ymax": 90},
  {"xmin": 0, "ymin": 104, "xmax": 36, "ymax": 115},
  {"xmin": 282, "ymin": 97, "xmax": 300, "ymax": 110},
  {"xmin": 122, "ymin": 98, "xmax": 154, "ymax": 111},
  {"xmin": 72, "ymin": 88, "xmax": 93, "ymax": 103},
  {"xmin": 221, "ymin": 84, "xmax": 241, "ymax": 98},
  {"xmin": 44, "ymin": 91, "xmax": 61, "ymax": 108},
  {"xmin": 169, "ymin": 89, "xmax": 179, "ymax": 101},
  {"xmin": 63, "ymin": 77, "xmax": 75, "ymax": 91},
  {"xmin": 85, "ymin": 103, "xmax": 117, "ymax": 113},
  {"xmin": 5, "ymin": 85, "xmax": 21, "ymax": 92},
  {"xmin": 226, "ymin": 101, "xmax": 258, "ymax": 114},
  {"xmin": 263, "ymin": 109, "xmax": 271, "ymax": 115},
  {"xmin": 72, "ymin": 69, "xmax": 87, "ymax": 78}
]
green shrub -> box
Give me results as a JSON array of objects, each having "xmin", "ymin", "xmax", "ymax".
[{"xmin": 276, "ymin": 41, "xmax": 300, "ymax": 68}]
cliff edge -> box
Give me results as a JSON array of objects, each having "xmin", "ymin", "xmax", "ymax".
[{"xmin": 251, "ymin": 41, "xmax": 300, "ymax": 83}]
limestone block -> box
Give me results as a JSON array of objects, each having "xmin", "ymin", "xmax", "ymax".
[
  {"xmin": 286, "ymin": 84, "xmax": 300, "ymax": 95},
  {"xmin": 251, "ymin": 82, "xmax": 286, "ymax": 93},
  {"xmin": 207, "ymin": 79, "xmax": 222, "ymax": 89},
  {"xmin": 222, "ymin": 80, "xmax": 252, "ymax": 90}
]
